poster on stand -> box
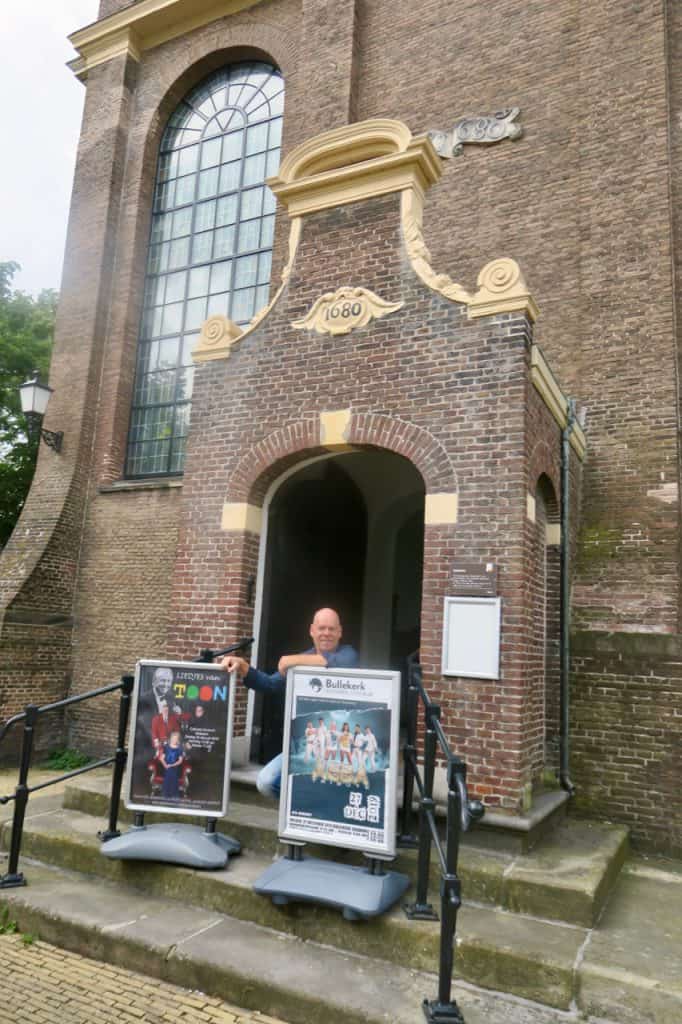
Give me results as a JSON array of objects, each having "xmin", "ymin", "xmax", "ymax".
[
  {"xmin": 278, "ymin": 667, "xmax": 401, "ymax": 856},
  {"xmin": 125, "ymin": 660, "xmax": 235, "ymax": 817}
]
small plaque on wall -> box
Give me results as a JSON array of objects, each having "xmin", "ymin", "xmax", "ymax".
[
  {"xmin": 451, "ymin": 561, "xmax": 498, "ymax": 597},
  {"xmin": 442, "ymin": 596, "xmax": 502, "ymax": 679}
]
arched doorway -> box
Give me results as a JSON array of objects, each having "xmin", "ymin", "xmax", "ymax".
[{"xmin": 250, "ymin": 450, "xmax": 425, "ymax": 762}]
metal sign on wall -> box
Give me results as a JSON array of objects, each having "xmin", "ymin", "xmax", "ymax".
[
  {"xmin": 451, "ymin": 560, "xmax": 498, "ymax": 597},
  {"xmin": 278, "ymin": 667, "xmax": 401, "ymax": 856},
  {"xmin": 125, "ymin": 660, "xmax": 235, "ymax": 818}
]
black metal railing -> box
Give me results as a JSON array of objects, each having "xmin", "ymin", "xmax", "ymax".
[
  {"xmin": 399, "ymin": 655, "xmax": 485, "ymax": 1024},
  {"xmin": 0, "ymin": 675, "xmax": 135, "ymax": 888},
  {"xmin": 0, "ymin": 637, "xmax": 254, "ymax": 881}
]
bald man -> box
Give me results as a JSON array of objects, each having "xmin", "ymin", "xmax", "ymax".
[{"xmin": 221, "ymin": 608, "xmax": 359, "ymax": 799}]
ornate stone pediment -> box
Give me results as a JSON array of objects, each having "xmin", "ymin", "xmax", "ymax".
[{"xmin": 292, "ymin": 287, "xmax": 403, "ymax": 336}]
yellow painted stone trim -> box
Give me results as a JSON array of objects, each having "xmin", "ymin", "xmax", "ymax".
[
  {"xmin": 400, "ymin": 191, "xmax": 538, "ymax": 322},
  {"xmin": 424, "ymin": 493, "xmax": 459, "ymax": 525},
  {"xmin": 277, "ymin": 120, "xmax": 414, "ymax": 182},
  {"xmin": 401, "ymin": 190, "xmax": 472, "ymax": 304},
  {"xmin": 193, "ymin": 315, "xmax": 243, "ymax": 361},
  {"xmin": 319, "ymin": 410, "xmax": 352, "ymax": 447},
  {"xmin": 292, "ymin": 287, "xmax": 403, "ymax": 336},
  {"xmin": 194, "ymin": 218, "xmax": 302, "ymax": 363},
  {"xmin": 268, "ymin": 119, "xmax": 442, "ymax": 218},
  {"xmin": 221, "ymin": 502, "xmax": 263, "ymax": 534},
  {"xmin": 68, "ymin": 0, "xmax": 263, "ymax": 79},
  {"xmin": 530, "ymin": 347, "xmax": 587, "ymax": 460},
  {"xmin": 526, "ymin": 493, "xmax": 536, "ymax": 523},
  {"xmin": 546, "ymin": 523, "xmax": 562, "ymax": 545},
  {"xmin": 467, "ymin": 258, "xmax": 539, "ymax": 322},
  {"xmin": 196, "ymin": 118, "xmax": 541, "ymax": 362}
]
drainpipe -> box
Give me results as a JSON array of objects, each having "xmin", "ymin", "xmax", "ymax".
[{"xmin": 560, "ymin": 398, "xmax": 577, "ymax": 795}]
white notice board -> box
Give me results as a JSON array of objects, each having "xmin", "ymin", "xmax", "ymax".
[{"xmin": 442, "ymin": 596, "xmax": 502, "ymax": 679}]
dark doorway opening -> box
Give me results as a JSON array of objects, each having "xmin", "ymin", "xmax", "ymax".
[{"xmin": 250, "ymin": 451, "xmax": 424, "ymax": 763}]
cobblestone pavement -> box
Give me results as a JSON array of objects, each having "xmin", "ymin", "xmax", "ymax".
[{"xmin": 0, "ymin": 934, "xmax": 288, "ymax": 1024}]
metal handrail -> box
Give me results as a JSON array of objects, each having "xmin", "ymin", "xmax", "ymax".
[
  {"xmin": 399, "ymin": 656, "xmax": 484, "ymax": 1024},
  {"xmin": 0, "ymin": 674, "xmax": 134, "ymax": 888},
  {"xmin": 0, "ymin": 636, "xmax": 254, "ymax": 887}
]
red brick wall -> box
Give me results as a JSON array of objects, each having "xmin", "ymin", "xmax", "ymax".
[
  {"xmin": 572, "ymin": 631, "xmax": 682, "ymax": 855},
  {"xmin": 164, "ymin": 191, "xmax": 565, "ymax": 810},
  {"xmin": 1, "ymin": 0, "xmax": 679, "ymax": 838},
  {"xmin": 71, "ymin": 0, "xmax": 677, "ymax": 638}
]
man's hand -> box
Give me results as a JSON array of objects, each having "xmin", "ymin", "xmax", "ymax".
[
  {"xmin": 277, "ymin": 652, "xmax": 327, "ymax": 675},
  {"xmin": 220, "ymin": 655, "xmax": 250, "ymax": 677}
]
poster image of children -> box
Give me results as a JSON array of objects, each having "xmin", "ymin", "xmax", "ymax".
[
  {"xmin": 364, "ymin": 725, "xmax": 379, "ymax": 771},
  {"xmin": 339, "ymin": 723, "xmax": 352, "ymax": 764},
  {"xmin": 126, "ymin": 661, "xmax": 233, "ymax": 817},
  {"xmin": 304, "ymin": 721, "xmax": 316, "ymax": 762},
  {"xmin": 315, "ymin": 718, "xmax": 327, "ymax": 758},
  {"xmin": 280, "ymin": 668, "xmax": 401, "ymax": 857},
  {"xmin": 352, "ymin": 724, "xmax": 366, "ymax": 770},
  {"xmin": 286, "ymin": 699, "xmax": 391, "ymax": 837},
  {"xmin": 159, "ymin": 730, "xmax": 185, "ymax": 799}
]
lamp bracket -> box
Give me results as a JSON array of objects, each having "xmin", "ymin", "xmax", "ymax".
[{"xmin": 41, "ymin": 429, "xmax": 63, "ymax": 453}]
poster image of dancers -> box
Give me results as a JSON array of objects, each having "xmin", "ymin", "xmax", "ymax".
[{"xmin": 278, "ymin": 667, "xmax": 401, "ymax": 856}]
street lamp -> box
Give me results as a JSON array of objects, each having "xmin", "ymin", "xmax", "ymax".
[{"xmin": 18, "ymin": 374, "xmax": 63, "ymax": 453}]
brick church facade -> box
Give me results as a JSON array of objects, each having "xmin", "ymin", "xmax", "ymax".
[{"xmin": 1, "ymin": 0, "xmax": 680, "ymax": 854}]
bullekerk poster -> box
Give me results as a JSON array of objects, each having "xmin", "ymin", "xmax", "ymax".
[
  {"xmin": 125, "ymin": 660, "xmax": 235, "ymax": 817},
  {"xmin": 278, "ymin": 667, "xmax": 401, "ymax": 856}
]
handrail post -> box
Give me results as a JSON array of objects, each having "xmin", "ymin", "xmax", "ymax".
[
  {"xmin": 398, "ymin": 675, "xmax": 419, "ymax": 847},
  {"xmin": 404, "ymin": 700, "xmax": 439, "ymax": 920},
  {"xmin": 0, "ymin": 704, "xmax": 39, "ymax": 888},
  {"xmin": 423, "ymin": 759, "xmax": 465, "ymax": 1023},
  {"xmin": 100, "ymin": 675, "xmax": 134, "ymax": 842}
]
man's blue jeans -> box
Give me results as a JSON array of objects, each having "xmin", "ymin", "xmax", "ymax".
[{"xmin": 256, "ymin": 752, "xmax": 282, "ymax": 800}]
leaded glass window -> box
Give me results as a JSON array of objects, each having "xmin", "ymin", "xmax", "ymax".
[{"xmin": 125, "ymin": 62, "xmax": 284, "ymax": 477}]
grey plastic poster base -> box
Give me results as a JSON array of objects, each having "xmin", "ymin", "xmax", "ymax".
[
  {"xmin": 101, "ymin": 823, "xmax": 241, "ymax": 869},
  {"xmin": 253, "ymin": 856, "xmax": 410, "ymax": 920}
]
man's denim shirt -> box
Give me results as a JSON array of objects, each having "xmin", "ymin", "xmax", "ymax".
[{"xmin": 242, "ymin": 645, "xmax": 359, "ymax": 694}]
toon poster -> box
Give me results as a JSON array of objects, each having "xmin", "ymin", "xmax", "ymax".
[
  {"xmin": 278, "ymin": 667, "xmax": 401, "ymax": 856},
  {"xmin": 125, "ymin": 660, "xmax": 235, "ymax": 817}
]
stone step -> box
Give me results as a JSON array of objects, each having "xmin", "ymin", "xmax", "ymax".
[
  {"xmin": 62, "ymin": 770, "xmax": 628, "ymax": 928},
  {"xmin": 0, "ymin": 860, "xmax": 624, "ymax": 1024},
  {"xmin": 2, "ymin": 802, "xmax": 587, "ymax": 1011}
]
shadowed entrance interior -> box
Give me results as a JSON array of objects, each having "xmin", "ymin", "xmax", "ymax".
[{"xmin": 251, "ymin": 451, "xmax": 425, "ymax": 763}]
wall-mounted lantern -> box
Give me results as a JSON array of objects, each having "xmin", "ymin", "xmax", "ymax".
[{"xmin": 18, "ymin": 374, "xmax": 63, "ymax": 453}]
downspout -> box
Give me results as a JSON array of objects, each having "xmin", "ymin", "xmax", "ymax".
[{"xmin": 560, "ymin": 398, "xmax": 577, "ymax": 795}]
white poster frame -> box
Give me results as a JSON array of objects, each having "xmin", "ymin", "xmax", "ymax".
[
  {"xmin": 442, "ymin": 596, "xmax": 502, "ymax": 679},
  {"xmin": 278, "ymin": 666, "xmax": 401, "ymax": 857},
  {"xmin": 125, "ymin": 659, "xmax": 235, "ymax": 818}
]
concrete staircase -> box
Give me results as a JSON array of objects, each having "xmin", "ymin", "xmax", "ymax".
[{"xmin": 1, "ymin": 769, "xmax": 680, "ymax": 1024}]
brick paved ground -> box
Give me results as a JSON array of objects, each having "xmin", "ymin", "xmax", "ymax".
[{"xmin": 0, "ymin": 933, "xmax": 288, "ymax": 1024}]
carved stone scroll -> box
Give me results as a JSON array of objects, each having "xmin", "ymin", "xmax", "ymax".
[
  {"xmin": 429, "ymin": 108, "xmax": 523, "ymax": 158},
  {"xmin": 193, "ymin": 315, "xmax": 243, "ymax": 361}
]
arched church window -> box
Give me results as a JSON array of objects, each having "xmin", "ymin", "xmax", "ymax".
[{"xmin": 125, "ymin": 62, "xmax": 284, "ymax": 477}]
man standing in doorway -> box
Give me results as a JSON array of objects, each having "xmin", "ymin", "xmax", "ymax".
[{"xmin": 221, "ymin": 607, "xmax": 359, "ymax": 799}]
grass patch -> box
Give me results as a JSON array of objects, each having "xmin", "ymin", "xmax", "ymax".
[
  {"xmin": 0, "ymin": 907, "xmax": 17, "ymax": 935},
  {"xmin": 42, "ymin": 748, "xmax": 92, "ymax": 772}
]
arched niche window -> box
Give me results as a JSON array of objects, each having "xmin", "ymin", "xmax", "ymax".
[{"xmin": 125, "ymin": 62, "xmax": 284, "ymax": 477}]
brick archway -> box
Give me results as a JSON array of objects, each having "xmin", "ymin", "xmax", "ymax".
[{"xmin": 226, "ymin": 412, "xmax": 457, "ymax": 506}]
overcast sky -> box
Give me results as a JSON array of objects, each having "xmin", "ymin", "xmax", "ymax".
[{"xmin": 1, "ymin": 2, "xmax": 100, "ymax": 296}]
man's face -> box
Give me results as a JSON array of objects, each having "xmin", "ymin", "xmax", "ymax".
[
  {"xmin": 152, "ymin": 667, "xmax": 173, "ymax": 701},
  {"xmin": 309, "ymin": 609, "xmax": 342, "ymax": 653}
]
